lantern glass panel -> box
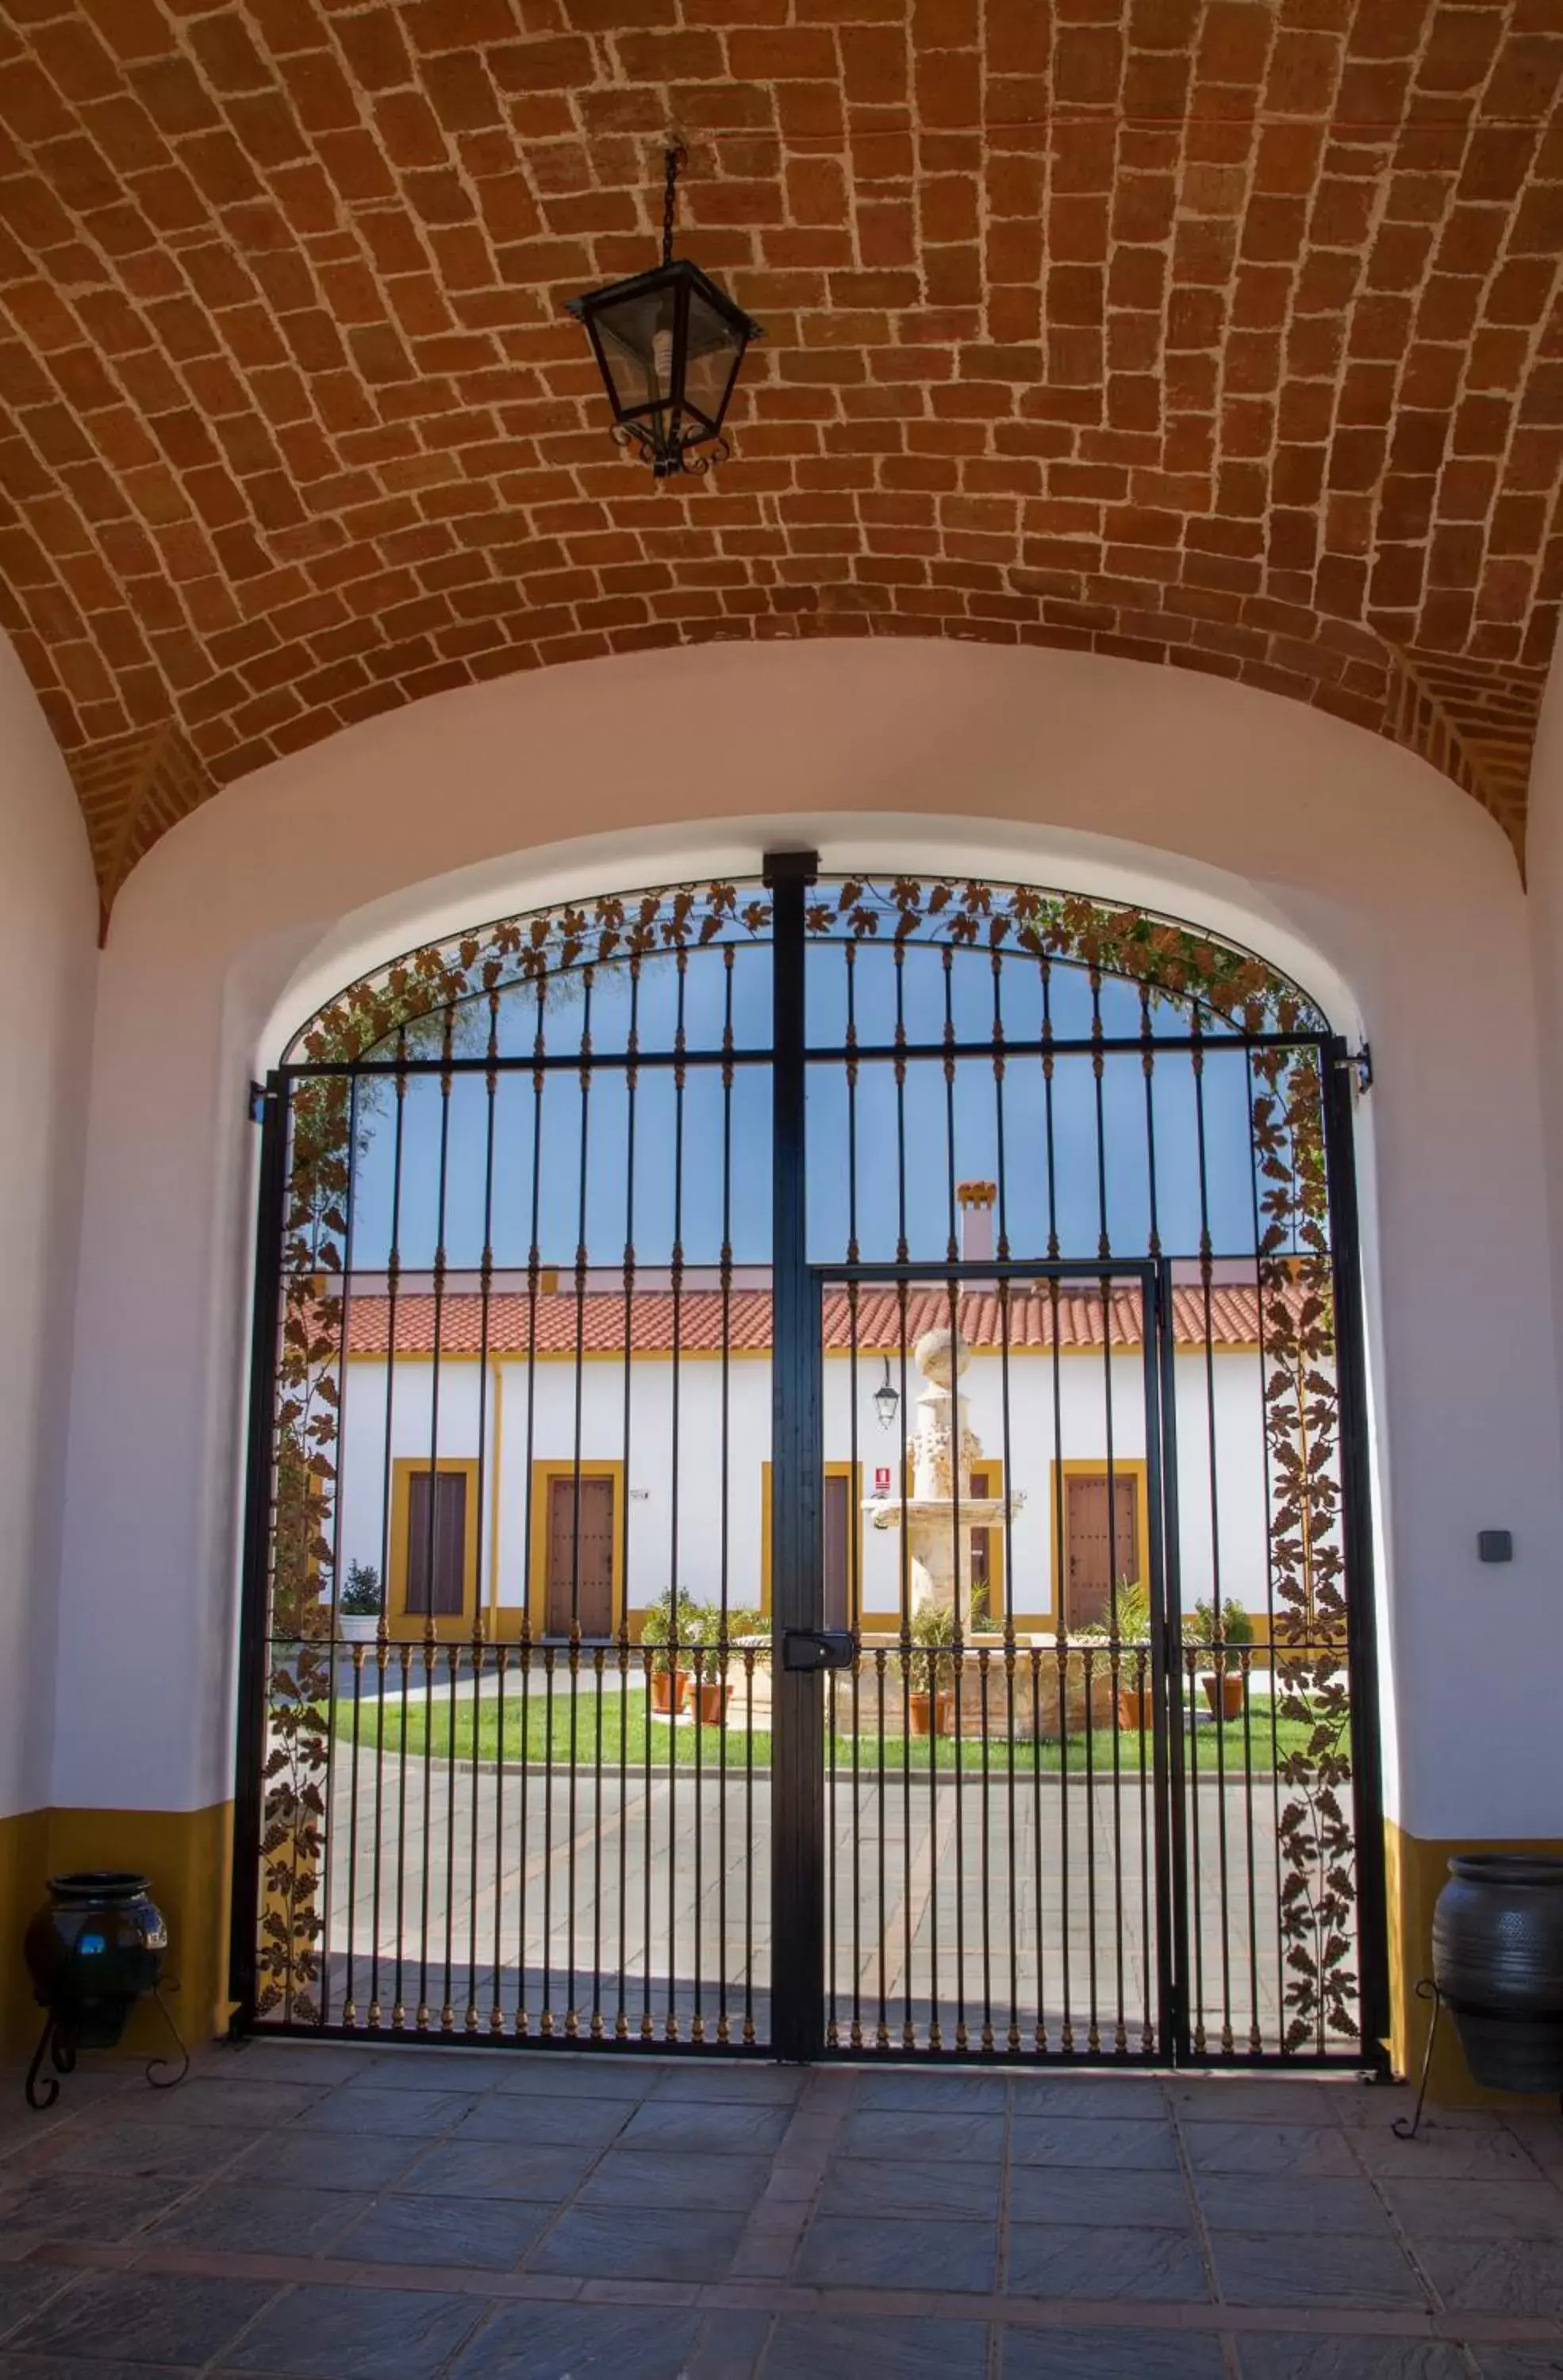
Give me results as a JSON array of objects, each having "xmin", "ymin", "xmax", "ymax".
[
  {"xmin": 593, "ymin": 282, "xmax": 680, "ymax": 427},
  {"xmin": 682, "ymin": 284, "xmax": 748, "ymax": 432}
]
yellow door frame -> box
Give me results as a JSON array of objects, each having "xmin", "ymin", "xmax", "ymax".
[
  {"xmin": 759, "ymin": 1460, "xmax": 863, "ymax": 1624},
  {"xmin": 528, "ymin": 1459, "xmax": 626, "ymax": 1638},
  {"xmin": 388, "ymin": 1456, "xmax": 482, "ymax": 1641}
]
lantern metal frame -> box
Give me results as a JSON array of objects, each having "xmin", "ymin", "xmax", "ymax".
[
  {"xmin": 566, "ymin": 148, "xmax": 763, "ymax": 479},
  {"xmin": 874, "ymin": 1358, "xmax": 900, "ymax": 1431}
]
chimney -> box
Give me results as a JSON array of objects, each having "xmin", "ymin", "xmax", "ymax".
[{"xmin": 957, "ymin": 1180, "xmax": 996, "ymax": 1265}]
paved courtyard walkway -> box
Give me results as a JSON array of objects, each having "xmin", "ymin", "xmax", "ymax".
[{"xmin": 3, "ymin": 2039, "xmax": 1562, "ymax": 2376}]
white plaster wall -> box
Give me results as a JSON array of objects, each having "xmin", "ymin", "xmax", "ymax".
[
  {"xmin": 52, "ymin": 635, "xmax": 1563, "ymax": 1841},
  {"xmin": 342, "ymin": 1340, "xmax": 1281, "ymax": 1635},
  {"xmin": 1527, "ymin": 644, "xmax": 1563, "ymax": 1486},
  {"xmin": 0, "ymin": 639, "xmax": 96, "ymax": 1820}
]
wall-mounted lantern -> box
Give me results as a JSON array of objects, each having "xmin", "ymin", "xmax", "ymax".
[{"xmin": 874, "ymin": 1358, "xmax": 900, "ymax": 1432}]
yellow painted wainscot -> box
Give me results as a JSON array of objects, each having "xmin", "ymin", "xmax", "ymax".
[
  {"xmin": 0, "ymin": 1803, "xmax": 233, "ymax": 2059},
  {"xmin": 1386, "ymin": 1821, "xmax": 1563, "ymax": 2108}
]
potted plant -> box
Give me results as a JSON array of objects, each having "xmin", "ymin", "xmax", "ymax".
[
  {"xmin": 1186, "ymin": 1597, "xmax": 1254, "ymax": 1719},
  {"xmin": 907, "ymin": 1602, "xmax": 958, "ymax": 1738},
  {"xmin": 685, "ymin": 1603, "xmax": 732, "ymax": 1727},
  {"xmin": 1107, "ymin": 1580, "xmax": 1153, "ymax": 1733},
  {"xmin": 339, "ymin": 1560, "xmax": 382, "ymax": 1645},
  {"xmin": 641, "ymin": 1586, "xmax": 699, "ymax": 1714}
]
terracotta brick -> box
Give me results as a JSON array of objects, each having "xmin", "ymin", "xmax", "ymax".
[{"xmin": 0, "ymin": 0, "xmax": 1546, "ymax": 912}]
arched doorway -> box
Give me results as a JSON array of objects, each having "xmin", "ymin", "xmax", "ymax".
[{"xmin": 231, "ymin": 854, "xmax": 1386, "ymax": 2067}]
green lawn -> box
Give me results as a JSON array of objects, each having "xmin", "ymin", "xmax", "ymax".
[{"xmin": 331, "ymin": 1687, "xmax": 1331, "ymax": 1777}]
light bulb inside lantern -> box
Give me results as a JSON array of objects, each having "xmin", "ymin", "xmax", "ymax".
[{"xmin": 652, "ymin": 327, "xmax": 674, "ymax": 398}]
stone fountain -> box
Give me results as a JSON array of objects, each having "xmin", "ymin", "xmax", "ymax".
[{"xmin": 866, "ymin": 1325, "xmax": 1024, "ymax": 1626}]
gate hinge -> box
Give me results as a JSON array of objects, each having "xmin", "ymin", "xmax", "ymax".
[
  {"xmin": 248, "ymin": 1080, "xmax": 269, "ymax": 1125},
  {"xmin": 1335, "ymin": 1043, "xmax": 1372, "ymax": 1095}
]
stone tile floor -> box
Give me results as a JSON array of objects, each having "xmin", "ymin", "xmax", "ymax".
[{"xmin": 1, "ymin": 2040, "xmax": 1561, "ymax": 2376}]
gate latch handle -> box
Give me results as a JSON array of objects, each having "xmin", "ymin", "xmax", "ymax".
[{"xmin": 782, "ymin": 1630, "xmax": 855, "ymax": 1672}]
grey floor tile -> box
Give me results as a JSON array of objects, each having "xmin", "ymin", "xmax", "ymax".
[
  {"xmin": 227, "ymin": 2129, "xmax": 424, "ymax": 2191},
  {"xmin": 1001, "ymin": 2329, "xmax": 1228, "ymax": 2379},
  {"xmin": 334, "ymin": 2190, "xmax": 547, "ymax": 2269},
  {"xmin": 796, "ymin": 2212, "xmax": 997, "ymax": 2293},
  {"xmin": 1181, "ymin": 2122, "xmax": 1361, "ymax": 2177},
  {"xmin": 1379, "ymin": 2175, "xmax": 1563, "ymax": 2241},
  {"xmin": 491, "ymin": 2057, "xmax": 656, "ymax": 2099},
  {"xmin": 1008, "ymin": 2163, "xmax": 1192, "ymax": 2228},
  {"xmin": 1194, "ymin": 2175, "xmax": 1393, "ymax": 2235},
  {"xmin": 1169, "ymin": 2080, "xmax": 1346, "ymax": 2127},
  {"xmin": 1004, "ymin": 2222, "xmax": 1208, "ymax": 2301},
  {"xmin": 111, "ymin": 2080, "xmax": 325, "ymax": 2131},
  {"xmin": 619, "ymin": 2100, "xmax": 793, "ymax": 2156},
  {"xmin": 454, "ymin": 2092, "xmax": 631, "ymax": 2149},
  {"xmin": 340, "ymin": 2052, "xmax": 504, "ymax": 2093},
  {"xmin": 574, "ymin": 2146, "xmax": 773, "ymax": 2212},
  {"xmin": 1014, "ymin": 2077, "xmax": 1170, "ymax": 2118},
  {"xmin": 211, "ymin": 2044, "xmax": 373, "ymax": 2086},
  {"xmin": 839, "ymin": 2108, "xmax": 1011, "ymax": 2164},
  {"xmin": 225, "ymin": 2284, "xmax": 485, "ymax": 2378},
  {"xmin": 529, "ymin": 2202, "xmax": 748, "ymax": 2282},
  {"xmin": 397, "ymin": 2136, "xmax": 600, "ymax": 2201},
  {"xmin": 1417, "ymin": 2237, "xmax": 1563, "ymax": 2316},
  {"xmin": 854, "ymin": 2069, "xmax": 1012, "ymax": 2113},
  {"xmin": 647, "ymin": 2063, "xmax": 803, "ymax": 2105},
  {"xmin": 1351, "ymin": 2127, "xmax": 1535, "ymax": 2180},
  {"xmin": 445, "ymin": 2302, "xmax": 702, "ymax": 2379},
  {"xmin": 11, "ymin": 2273, "xmax": 274, "ymax": 2368},
  {"xmin": 1235, "ymin": 2341, "xmax": 1471, "ymax": 2379},
  {"xmin": 689, "ymin": 2309, "xmax": 772, "ymax": 2378},
  {"xmin": 1473, "ymin": 2351, "xmax": 1563, "ymax": 2378},
  {"xmin": 146, "ymin": 2181, "xmax": 370, "ymax": 2255},
  {"xmin": 289, "ymin": 2087, "xmax": 476, "ymax": 2136},
  {"xmin": 818, "ymin": 2152, "xmax": 1003, "ymax": 2220},
  {"xmin": 0, "ymin": 2361, "xmax": 197, "ymax": 2379},
  {"xmin": 1008, "ymin": 2115, "xmax": 1179, "ymax": 2170},
  {"xmin": 0, "ymin": 2267, "xmax": 77, "ymax": 2342},
  {"xmin": 40, "ymin": 2121, "xmax": 259, "ymax": 2183},
  {"xmin": 763, "ymin": 2313, "xmax": 990, "ymax": 2379},
  {"xmin": 0, "ymin": 2171, "xmax": 187, "ymax": 2242},
  {"xmin": 1211, "ymin": 2231, "xmax": 1427, "ymax": 2310}
]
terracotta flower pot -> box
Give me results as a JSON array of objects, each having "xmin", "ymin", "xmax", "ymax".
[
  {"xmin": 695, "ymin": 1682, "xmax": 729, "ymax": 1728},
  {"xmin": 934, "ymin": 1691, "xmax": 956, "ymax": 1737},
  {"xmin": 1201, "ymin": 1672, "xmax": 1246, "ymax": 1721},
  {"xmin": 650, "ymin": 1670, "xmax": 689, "ymax": 1715},
  {"xmin": 1116, "ymin": 1685, "xmax": 1154, "ymax": 1734},
  {"xmin": 908, "ymin": 1691, "xmax": 935, "ymax": 1739}
]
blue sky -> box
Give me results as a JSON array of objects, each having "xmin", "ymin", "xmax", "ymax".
[{"xmin": 338, "ymin": 935, "xmax": 1269, "ymax": 1277}]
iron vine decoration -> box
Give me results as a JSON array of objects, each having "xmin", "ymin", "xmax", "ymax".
[{"xmin": 263, "ymin": 874, "xmax": 1353, "ymax": 2046}]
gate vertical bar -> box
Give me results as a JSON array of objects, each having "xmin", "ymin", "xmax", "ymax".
[
  {"xmin": 1323, "ymin": 1039, "xmax": 1391, "ymax": 2067},
  {"xmin": 1154, "ymin": 1258, "xmax": 1189, "ymax": 2063},
  {"xmin": 766, "ymin": 848, "xmax": 822, "ymax": 2061},
  {"xmin": 228, "ymin": 1073, "xmax": 290, "ymax": 2030}
]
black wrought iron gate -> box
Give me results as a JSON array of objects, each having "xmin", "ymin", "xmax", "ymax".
[{"xmin": 232, "ymin": 853, "xmax": 1387, "ymax": 2067}]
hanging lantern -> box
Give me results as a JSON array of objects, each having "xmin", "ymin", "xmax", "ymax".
[
  {"xmin": 874, "ymin": 1358, "xmax": 900, "ymax": 1432},
  {"xmin": 566, "ymin": 148, "xmax": 763, "ymax": 479}
]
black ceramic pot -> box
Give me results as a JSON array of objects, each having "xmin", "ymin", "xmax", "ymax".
[
  {"xmin": 1431, "ymin": 1853, "xmax": 1563, "ymax": 2093},
  {"xmin": 23, "ymin": 1871, "xmax": 168, "ymax": 2051}
]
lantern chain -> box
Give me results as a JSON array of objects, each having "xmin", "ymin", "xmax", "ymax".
[{"xmin": 662, "ymin": 145, "xmax": 682, "ymax": 267}]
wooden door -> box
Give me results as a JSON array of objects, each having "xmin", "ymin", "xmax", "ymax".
[
  {"xmin": 547, "ymin": 1474, "xmax": 615, "ymax": 1637},
  {"xmin": 823, "ymin": 1472, "xmax": 852, "ymax": 1632},
  {"xmin": 406, "ymin": 1470, "xmax": 467, "ymax": 1616},
  {"xmin": 1064, "ymin": 1472, "xmax": 1139, "ymax": 1630}
]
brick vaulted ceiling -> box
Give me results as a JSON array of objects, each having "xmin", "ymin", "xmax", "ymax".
[{"xmin": 2, "ymin": 3, "xmax": 1562, "ymax": 922}]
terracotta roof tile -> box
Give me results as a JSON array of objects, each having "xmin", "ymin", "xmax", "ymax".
[{"xmin": 343, "ymin": 1284, "xmax": 1265, "ymax": 1357}]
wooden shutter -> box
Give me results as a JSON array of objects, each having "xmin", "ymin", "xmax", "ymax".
[{"xmin": 406, "ymin": 1471, "xmax": 467, "ymax": 1616}]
